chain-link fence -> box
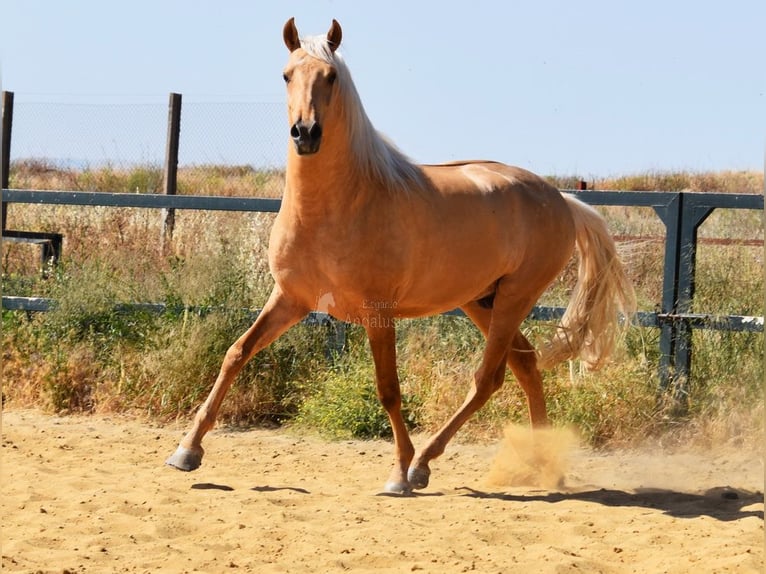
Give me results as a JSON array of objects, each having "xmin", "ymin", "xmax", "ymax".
[
  {"xmin": 7, "ymin": 97, "xmax": 286, "ymax": 172},
  {"xmin": 180, "ymin": 102, "xmax": 284, "ymax": 169}
]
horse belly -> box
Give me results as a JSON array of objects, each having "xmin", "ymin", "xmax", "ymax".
[
  {"xmin": 392, "ymin": 251, "xmax": 508, "ymax": 317},
  {"xmin": 389, "ymin": 190, "xmax": 573, "ymax": 317}
]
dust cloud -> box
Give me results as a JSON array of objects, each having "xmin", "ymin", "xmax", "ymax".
[{"xmin": 485, "ymin": 424, "xmax": 579, "ymax": 489}]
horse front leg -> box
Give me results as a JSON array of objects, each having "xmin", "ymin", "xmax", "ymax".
[
  {"xmin": 166, "ymin": 287, "xmax": 306, "ymax": 471},
  {"xmin": 365, "ymin": 323, "xmax": 415, "ymax": 495}
]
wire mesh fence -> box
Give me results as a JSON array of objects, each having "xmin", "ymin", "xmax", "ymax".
[
  {"xmin": 10, "ymin": 101, "xmax": 167, "ymax": 169},
  {"xmin": 6, "ymin": 97, "xmax": 287, "ymax": 196},
  {"xmin": 180, "ymin": 101, "xmax": 285, "ymax": 169}
]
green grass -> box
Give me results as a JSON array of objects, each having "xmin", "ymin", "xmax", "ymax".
[
  {"xmin": 2, "ymin": 163, "xmax": 763, "ymax": 448},
  {"xmin": 293, "ymin": 330, "xmax": 421, "ymax": 440}
]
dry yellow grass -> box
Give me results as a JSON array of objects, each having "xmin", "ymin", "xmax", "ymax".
[{"xmin": 2, "ymin": 164, "xmax": 763, "ymax": 448}]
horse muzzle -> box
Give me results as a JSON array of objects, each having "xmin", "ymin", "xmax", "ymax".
[{"xmin": 290, "ymin": 120, "xmax": 322, "ymax": 155}]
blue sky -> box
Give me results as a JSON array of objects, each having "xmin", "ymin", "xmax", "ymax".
[{"xmin": 1, "ymin": 0, "xmax": 764, "ymax": 176}]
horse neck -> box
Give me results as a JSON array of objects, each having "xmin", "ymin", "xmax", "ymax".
[{"xmin": 283, "ymin": 138, "xmax": 366, "ymax": 221}]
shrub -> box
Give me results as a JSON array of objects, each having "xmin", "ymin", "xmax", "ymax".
[
  {"xmin": 294, "ymin": 328, "xmax": 420, "ymax": 439},
  {"xmin": 2, "ymin": 165, "xmax": 762, "ymax": 449}
]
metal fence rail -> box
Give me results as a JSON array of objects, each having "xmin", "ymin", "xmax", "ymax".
[
  {"xmin": 6, "ymin": 294, "xmax": 759, "ymax": 333},
  {"xmin": 1, "ymin": 188, "xmax": 281, "ymax": 212},
  {"xmin": 2, "ymin": 187, "xmax": 763, "ymax": 409}
]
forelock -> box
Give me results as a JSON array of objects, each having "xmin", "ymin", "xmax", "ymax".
[{"xmin": 299, "ymin": 34, "xmax": 339, "ymax": 65}]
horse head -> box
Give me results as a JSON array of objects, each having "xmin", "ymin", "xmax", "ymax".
[{"xmin": 282, "ymin": 18, "xmax": 343, "ymax": 156}]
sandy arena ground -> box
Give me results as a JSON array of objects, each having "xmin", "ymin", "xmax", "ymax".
[{"xmin": 2, "ymin": 409, "xmax": 763, "ymax": 573}]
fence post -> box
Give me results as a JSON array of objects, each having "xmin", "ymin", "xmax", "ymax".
[
  {"xmin": 653, "ymin": 194, "xmax": 682, "ymax": 395},
  {"xmin": 1, "ymin": 91, "xmax": 14, "ymax": 231},
  {"xmin": 653, "ymin": 193, "xmax": 716, "ymax": 413},
  {"xmin": 160, "ymin": 92, "xmax": 182, "ymax": 255},
  {"xmin": 672, "ymin": 195, "xmax": 715, "ymax": 410}
]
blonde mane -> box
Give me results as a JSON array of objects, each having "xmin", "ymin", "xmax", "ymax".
[{"xmin": 300, "ymin": 34, "xmax": 427, "ymax": 192}]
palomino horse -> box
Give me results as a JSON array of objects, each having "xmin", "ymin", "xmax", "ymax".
[{"xmin": 167, "ymin": 18, "xmax": 635, "ymax": 494}]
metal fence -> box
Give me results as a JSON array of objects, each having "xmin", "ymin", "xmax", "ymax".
[
  {"xmin": 1, "ymin": 94, "xmax": 284, "ymax": 171},
  {"xmin": 1, "ymin": 188, "xmax": 763, "ymax": 411}
]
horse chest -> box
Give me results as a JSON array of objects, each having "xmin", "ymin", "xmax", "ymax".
[{"xmin": 269, "ymin": 218, "xmax": 404, "ymax": 314}]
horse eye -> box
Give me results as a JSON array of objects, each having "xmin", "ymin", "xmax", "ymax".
[
  {"xmin": 327, "ymin": 71, "xmax": 337, "ymax": 85},
  {"xmin": 282, "ymin": 73, "xmax": 290, "ymax": 84}
]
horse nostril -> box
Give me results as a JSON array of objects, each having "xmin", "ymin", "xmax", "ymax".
[
  {"xmin": 290, "ymin": 123, "xmax": 301, "ymax": 139},
  {"xmin": 309, "ymin": 122, "xmax": 322, "ymax": 140}
]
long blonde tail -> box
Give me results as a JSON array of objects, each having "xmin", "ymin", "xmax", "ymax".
[{"xmin": 538, "ymin": 194, "xmax": 636, "ymax": 370}]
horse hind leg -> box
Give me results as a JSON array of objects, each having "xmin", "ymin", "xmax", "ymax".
[
  {"xmin": 408, "ymin": 292, "xmax": 529, "ymax": 490},
  {"xmin": 408, "ymin": 350, "xmax": 507, "ymax": 490},
  {"xmin": 462, "ymin": 302, "xmax": 549, "ymax": 426},
  {"xmin": 506, "ymin": 331, "xmax": 548, "ymax": 427}
]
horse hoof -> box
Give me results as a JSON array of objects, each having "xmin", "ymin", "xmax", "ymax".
[
  {"xmin": 165, "ymin": 445, "xmax": 203, "ymax": 471},
  {"xmin": 383, "ymin": 480, "xmax": 413, "ymax": 496},
  {"xmin": 407, "ymin": 465, "xmax": 430, "ymax": 490}
]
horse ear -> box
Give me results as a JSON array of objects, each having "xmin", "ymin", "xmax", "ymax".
[
  {"xmin": 327, "ymin": 19, "xmax": 342, "ymax": 52},
  {"xmin": 283, "ymin": 17, "xmax": 301, "ymax": 52}
]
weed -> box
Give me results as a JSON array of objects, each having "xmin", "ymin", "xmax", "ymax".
[
  {"xmin": 294, "ymin": 328, "xmax": 420, "ymax": 439},
  {"xmin": 2, "ymin": 165, "xmax": 762, "ymax": 449}
]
